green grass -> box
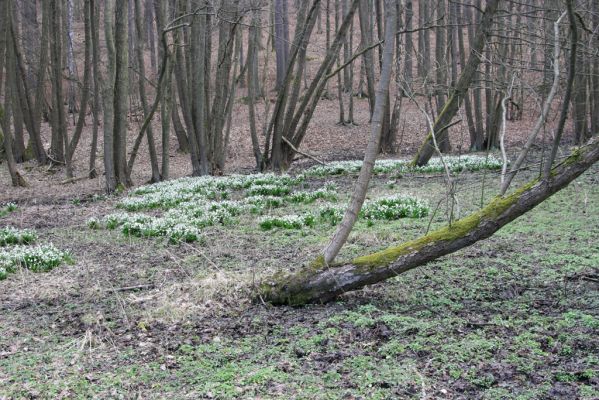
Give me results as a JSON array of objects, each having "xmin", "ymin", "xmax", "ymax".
[{"xmin": 1, "ymin": 163, "xmax": 597, "ymax": 399}]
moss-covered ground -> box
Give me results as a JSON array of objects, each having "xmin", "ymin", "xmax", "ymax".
[{"xmin": 0, "ymin": 160, "xmax": 597, "ymax": 399}]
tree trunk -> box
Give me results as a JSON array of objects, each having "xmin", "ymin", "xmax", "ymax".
[
  {"xmin": 321, "ymin": 0, "xmax": 396, "ymax": 265},
  {"xmin": 592, "ymin": 1, "xmax": 599, "ymax": 136},
  {"xmin": 103, "ymin": 0, "xmax": 117, "ymax": 192},
  {"xmin": 89, "ymin": 0, "xmax": 101, "ymax": 179},
  {"xmin": 65, "ymin": 0, "xmax": 77, "ymax": 115},
  {"xmin": 133, "ymin": 0, "xmax": 161, "ymax": 182},
  {"xmin": 65, "ymin": 0, "xmax": 93, "ymax": 179},
  {"xmin": 358, "ymin": 0, "xmax": 375, "ymax": 117},
  {"xmin": 247, "ymin": 1, "xmax": 263, "ymax": 169},
  {"xmin": 259, "ymin": 137, "xmax": 599, "ymax": 305},
  {"xmin": 403, "ymin": 0, "xmax": 413, "ymax": 88},
  {"xmin": 274, "ymin": 0, "xmax": 290, "ymax": 91},
  {"xmin": 49, "ymin": 0, "xmax": 68, "ymax": 170},
  {"xmin": 0, "ymin": 106, "xmax": 28, "ymax": 187},
  {"xmin": 9, "ymin": 0, "xmax": 48, "ymax": 165},
  {"xmin": 469, "ymin": 1, "xmax": 485, "ymax": 151},
  {"xmin": 113, "ymin": 0, "xmax": 130, "ymax": 187},
  {"xmin": 412, "ymin": 0, "xmax": 499, "ymax": 167}
]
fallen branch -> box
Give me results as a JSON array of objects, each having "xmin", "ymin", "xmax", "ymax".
[
  {"xmin": 105, "ymin": 284, "xmax": 155, "ymax": 293},
  {"xmin": 60, "ymin": 169, "xmax": 96, "ymax": 184},
  {"xmin": 282, "ymin": 136, "xmax": 325, "ymax": 165}
]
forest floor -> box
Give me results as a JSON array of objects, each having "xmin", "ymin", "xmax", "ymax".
[{"xmin": 1, "ymin": 150, "xmax": 597, "ymax": 399}]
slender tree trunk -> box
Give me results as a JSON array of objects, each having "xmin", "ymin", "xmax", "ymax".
[
  {"xmin": 456, "ymin": 1, "xmax": 479, "ymax": 150},
  {"xmin": 469, "ymin": 1, "xmax": 485, "ymax": 150},
  {"xmin": 103, "ymin": 0, "xmax": 117, "ymax": 192},
  {"xmin": 114, "ymin": 0, "xmax": 130, "ymax": 186},
  {"xmin": 282, "ymin": 0, "xmax": 359, "ymax": 166},
  {"xmin": 335, "ymin": 0, "xmax": 346, "ymax": 125},
  {"xmin": 358, "ymin": 0, "xmax": 375, "ymax": 117},
  {"xmin": 66, "ymin": 0, "xmax": 77, "ymax": 115},
  {"xmin": 146, "ymin": 0, "xmax": 157, "ymax": 77},
  {"xmin": 571, "ymin": 39, "xmax": 589, "ymax": 144},
  {"xmin": 49, "ymin": 0, "xmax": 68, "ymax": 171},
  {"xmin": 322, "ymin": 0, "xmax": 396, "ymax": 265},
  {"xmin": 544, "ymin": 0, "xmax": 577, "ymax": 177},
  {"xmin": 403, "ymin": 0, "xmax": 413, "ymax": 88},
  {"xmin": 65, "ymin": 0, "xmax": 93, "ymax": 179},
  {"xmin": 247, "ymin": 1, "xmax": 263, "ymax": 169},
  {"xmin": 260, "ymin": 138, "xmax": 599, "ymax": 305},
  {"xmin": 434, "ymin": 0, "xmax": 450, "ymax": 153},
  {"xmin": 592, "ymin": 1, "xmax": 599, "ymax": 136},
  {"xmin": 161, "ymin": 59, "xmax": 174, "ymax": 180},
  {"xmin": 0, "ymin": 106, "xmax": 28, "ymax": 187},
  {"xmin": 20, "ymin": 0, "xmax": 39, "ymax": 89},
  {"xmin": 89, "ymin": 0, "xmax": 101, "ymax": 179},
  {"xmin": 274, "ymin": 0, "xmax": 290, "ymax": 90},
  {"xmin": 133, "ymin": 0, "xmax": 161, "ymax": 182}
]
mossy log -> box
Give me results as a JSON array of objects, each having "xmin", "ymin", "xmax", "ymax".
[{"xmin": 258, "ymin": 138, "xmax": 599, "ymax": 306}]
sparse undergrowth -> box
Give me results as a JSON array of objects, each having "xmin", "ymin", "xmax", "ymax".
[
  {"xmin": 0, "ymin": 161, "xmax": 597, "ymax": 399},
  {"xmin": 0, "ymin": 202, "xmax": 17, "ymax": 218}
]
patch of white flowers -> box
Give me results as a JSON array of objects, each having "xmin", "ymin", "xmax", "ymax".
[
  {"xmin": 95, "ymin": 199, "xmax": 249, "ymax": 243},
  {"xmin": 0, "ymin": 244, "xmax": 72, "ymax": 279},
  {"xmin": 259, "ymin": 214, "xmax": 316, "ymax": 230},
  {"xmin": 361, "ymin": 195, "xmax": 430, "ymax": 221},
  {"xmin": 304, "ymin": 155, "xmax": 502, "ymax": 177},
  {"xmin": 0, "ymin": 227, "xmax": 37, "ymax": 246},
  {"xmin": 288, "ymin": 187, "xmax": 338, "ymax": 204}
]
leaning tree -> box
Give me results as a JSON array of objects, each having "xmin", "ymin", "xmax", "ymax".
[{"xmin": 257, "ymin": 0, "xmax": 599, "ymax": 306}]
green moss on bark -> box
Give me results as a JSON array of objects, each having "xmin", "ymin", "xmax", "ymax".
[{"xmin": 352, "ymin": 179, "xmax": 538, "ymax": 269}]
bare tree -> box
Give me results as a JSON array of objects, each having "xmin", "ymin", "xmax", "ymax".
[{"xmin": 321, "ymin": 0, "xmax": 397, "ymax": 266}]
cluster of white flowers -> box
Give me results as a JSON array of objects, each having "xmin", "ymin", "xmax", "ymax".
[
  {"xmin": 2, "ymin": 202, "xmax": 17, "ymax": 211},
  {"xmin": 247, "ymin": 183, "xmax": 292, "ymax": 197},
  {"xmin": 415, "ymin": 155, "xmax": 503, "ymax": 173},
  {"xmin": 288, "ymin": 187, "xmax": 338, "ymax": 204},
  {"xmin": 120, "ymin": 173, "xmax": 303, "ymax": 212},
  {"xmin": 0, "ymin": 227, "xmax": 37, "ymax": 246},
  {"xmin": 304, "ymin": 155, "xmax": 503, "ymax": 177},
  {"xmin": 165, "ymin": 224, "xmax": 201, "ymax": 244},
  {"xmin": 361, "ymin": 195, "xmax": 429, "ymax": 220},
  {"xmin": 244, "ymin": 195, "xmax": 286, "ymax": 211},
  {"xmin": 97, "ymin": 199, "xmax": 248, "ymax": 242},
  {"xmin": 317, "ymin": 204, "xmax": 346, "ymax": 224},
  {"xmin": 0, "ymin": 244, "xmax": 71, "ymax": 278},
  {"xmin": 259, "ymin": 214, "xmax": 316, "ymax": 230}
]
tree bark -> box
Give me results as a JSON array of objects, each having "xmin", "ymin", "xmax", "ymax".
[
  {"xmin": 132, "ymin": 0, "xmax": 161, "ymax": 182},
  {"xmin": 66, "ymin": 0, "xmax": 93, "ymax": 179},
  {"xmin": 259, "ymin": 137, "xmax": 599, "ymax": 305},
  {"xmin": 321, "ymin": 0, "xmax": 396, "ymax": 265},
  {"xmin": 49, "ymin": 0, "xmax": 68, "ymax": 170},
  {"xmin": 113, "ymin": 0, "xmax": 130, "ymax": 186},
  {"xmin": 103, "ymin": 0, "xmax": 117, "ymax": 192},
  {"xmin": 0, "ymin": 106, "xmax": 28, "ymax": 187},
  {"xmin": 89, "ymin": 0, "xmax": 101, "ymax": 179},
  {"xmin": 274, "ymin": 0, "xmax": 290, "ymax": 90}
]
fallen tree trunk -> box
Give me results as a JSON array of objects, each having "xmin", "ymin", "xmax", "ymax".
[{"xmin": 258, "ymin": 138, "xmax": 599, "ymax": 305}]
